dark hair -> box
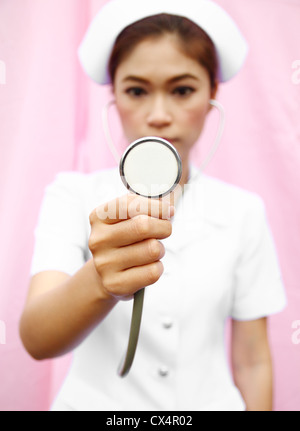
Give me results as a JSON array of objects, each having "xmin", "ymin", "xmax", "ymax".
[{"xmin": 108, "ymin": 14, "xmax": 219, "ymax": 91}]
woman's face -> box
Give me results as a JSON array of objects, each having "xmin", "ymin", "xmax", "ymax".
[{"xmin": 113, "ymin": 33, "xmax": 216, "ymax": 166}]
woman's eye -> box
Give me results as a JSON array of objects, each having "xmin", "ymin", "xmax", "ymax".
[
  {"xmin": 125, "ymin": 87, "xmax": 147, "ymax": 97},
  {"xmin": 173, "ymin": 86, "xmax": 195, "ymax": 96}
]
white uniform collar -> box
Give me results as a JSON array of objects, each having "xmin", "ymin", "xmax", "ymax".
[{"xmin": 163, "ymin": 165, "xmax": 231, "ymax": 253}]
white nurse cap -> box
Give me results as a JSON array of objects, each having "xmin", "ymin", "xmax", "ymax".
[{"xmin": 78, "ymin": 0, "xmax": 248, "ymax": 84}]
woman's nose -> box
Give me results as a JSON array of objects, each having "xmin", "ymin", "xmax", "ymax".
[{"xmin": 146, "ymin": 96, "xmax": 172, "ymax": 128}]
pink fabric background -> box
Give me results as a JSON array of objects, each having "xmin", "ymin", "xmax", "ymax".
[{"xmin": 0, "ymin": 0, "xmax": 299, "ymax": 411}]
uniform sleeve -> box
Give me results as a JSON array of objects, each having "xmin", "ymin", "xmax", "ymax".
[
  {"xmin": 30, "ymin": 172, "xmax": 88, "ymax": 277},
  {"xmin": 230, "ymin": 196, "xmax": 287, "ymax": 321}
]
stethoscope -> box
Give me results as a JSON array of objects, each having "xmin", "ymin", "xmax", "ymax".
[
  {"xmin": 102, "ymin": 99, "xmax": 225, "ymax": 376},
  {"xmin": 118, "ymin": 137, "xmax": 182, "ymax": 377}
]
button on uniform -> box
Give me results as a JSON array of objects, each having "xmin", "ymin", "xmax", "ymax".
[
  {"xmin": 162, "ymin": 317, "xmax": 173, "ymax": 329},
  {"xmin": 158, "ymin": 366, "xmax": 169, "ymax": 377}
]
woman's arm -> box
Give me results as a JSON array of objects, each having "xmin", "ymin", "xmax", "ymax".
[
  {"xmin": 20, "ymin": 194, "xmax": 173, "ymax": 360},
  {"xmin": 231, "ymin": 317, "xmax": 273, "ymax": 411},
  {"xmin": 19, "ymin": 261, "xmax": 118, "ymax": 360}
]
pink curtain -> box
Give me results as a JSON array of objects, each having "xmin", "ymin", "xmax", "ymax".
[{"xmin": 0, "ymin": 0, "xmax": 299, "ymax": 411}]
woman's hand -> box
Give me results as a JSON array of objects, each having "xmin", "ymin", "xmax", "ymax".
[{"xmin": 88, "ymin": 194, "xmax": 174, "ymax": 300}]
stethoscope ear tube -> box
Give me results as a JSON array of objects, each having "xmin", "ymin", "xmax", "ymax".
[{"xmin": 118, "ymin": 288, "xmax": 145, "ymax": 377}]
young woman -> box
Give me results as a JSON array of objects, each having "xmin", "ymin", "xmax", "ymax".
[{"xmin": 19, "ymin": 0, "xmax": 286, "ymax": 411}]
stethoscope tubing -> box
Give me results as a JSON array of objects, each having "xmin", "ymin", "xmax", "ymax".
[{"xmin": 118, "ymin": 288, "xmax": 145, "ymax": 377}]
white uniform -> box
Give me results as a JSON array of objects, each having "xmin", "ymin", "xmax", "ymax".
[{"xmin": 30, "ymin": 166, "xmax": 286, "ymax": 411}]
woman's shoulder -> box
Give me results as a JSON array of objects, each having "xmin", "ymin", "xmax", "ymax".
[
  {"xmin": 44, "ymin": 167, "xmax": 125, "ymax": 210},
  {"xmin": 203, "ymin": 174, "xmax": 263, "ymax": 204},
  {"xmin": 51, "ymin": 166, "xmax": 119, "ymax": 186},
  {"xmin": 190, "ymin": 170, "xmax": 267, "ymax": 225},
  {"xmin": 48, "ymin": 166, "xmax": 122, "ymax": 194}
]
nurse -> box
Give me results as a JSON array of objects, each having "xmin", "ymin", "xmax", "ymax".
[{"xmin": 20, "ymin": 0, "xmax": 286, "ymax": 411}]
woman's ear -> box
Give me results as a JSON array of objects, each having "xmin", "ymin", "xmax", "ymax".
[
  {"xmin": 211, "ymin": 80, "xmax": 219, "ymax": 100},
  {"xmin": 208, "ymin": 81, "xmax": 219, "ymax": 111}
]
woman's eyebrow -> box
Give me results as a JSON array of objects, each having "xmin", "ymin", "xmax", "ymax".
[
  {"xmin": 122, "ymin": 73, "xmax": 200, "ymax": 84},
  {"xmin": 122, "ymin": 76, "xmax": 149, "ymax": 84},
  {"xmin": 168, "ymin": 73, "xmax": 200, "ymax": 83}
]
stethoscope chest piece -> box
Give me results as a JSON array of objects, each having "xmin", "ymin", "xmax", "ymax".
[{"xmin": 119, "ymin": 137, "xmax": 182, "ymax": 198}]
